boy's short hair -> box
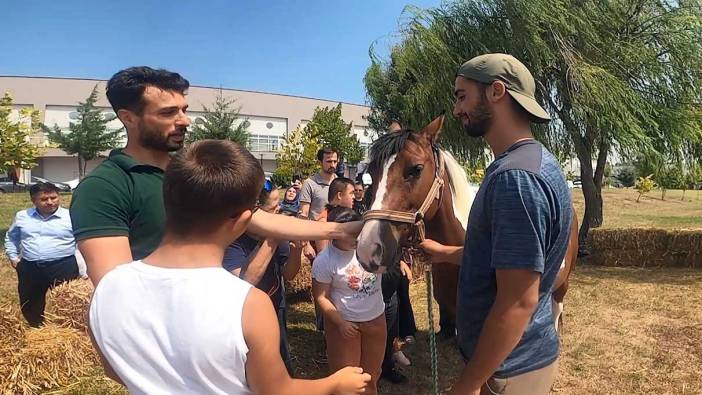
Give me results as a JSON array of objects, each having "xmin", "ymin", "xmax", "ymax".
[
  {"xmin": 29, "ymin": 182, "xmax": 59, "ymax": 198},
  {"xmin": 328, "ymin": 177, "xmax": 354, "ymax": 202},
  {"xmin": 163, "ymin": 140, "xmax": 263, "ymax": 236},
  {"xmin": 327, "ymin": 206, "xmax": 361, "ymax": 224}
]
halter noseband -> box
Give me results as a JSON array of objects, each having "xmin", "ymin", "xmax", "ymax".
[{"xmin": 362, "ymin": 144, "xmax": 446, "ymax": 244}]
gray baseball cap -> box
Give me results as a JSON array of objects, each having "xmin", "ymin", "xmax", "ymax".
[{"xmin": 456, "ymin": 53, "xmax": 550, "ymax": 123}]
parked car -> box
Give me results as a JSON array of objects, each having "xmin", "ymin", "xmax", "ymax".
[
  {"xmin": 30, "ymin": 176, "xmax": 72, "ymax": 192},
  {"xmin": 573, "ymin": 177, "xmax": 582, "ymax": 188},
  {"xmin": 0, "ymin": 177, "xmax": 28, "ymax": 193}
]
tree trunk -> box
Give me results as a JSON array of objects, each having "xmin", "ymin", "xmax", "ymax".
[
  {"xmin": 573, "ymin": 134, "xmax": 608, "ymax": 255},
  {"xmin": 682, "ymin": 189, "xmax": 686, "ymax": 201},
  {"xmin": 78, "ymin": 157, "xmax": 85, "ymax": 179},
  {"xmin": 661, "ymin": 188, "xmax": 666, "ymax": 200}
]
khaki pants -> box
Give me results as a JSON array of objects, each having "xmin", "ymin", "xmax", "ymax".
[
  {"xmin": 325, "ymin": 313, "xmax": 386, "ymax": 395},
  {"xmin": 481, "ymin": 359, "xmax": 558, "ymax": 395}
]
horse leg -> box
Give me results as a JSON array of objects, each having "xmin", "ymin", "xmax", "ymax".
[{"xmin": 431, "ymin": 264, "xmax": 458, "ymax": 340}]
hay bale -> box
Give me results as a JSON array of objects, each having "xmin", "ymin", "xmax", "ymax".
[
  {"xmin": 0, "ymin": 303, "xmax": 26, "ymax": 365},
  {"xmin": 587, "ymin": 228, "xmax": 702, "ymax": 268},
  {"xmin": 45, "ymin": 279, "xmax": 93, "ymax": 333},
  {"xmin": 286, "ymin": 256, "xmax": 313, "ymax": 294},
  {"xmin": 0, "ymin": 304, "xmax": 99, "ymax": 394}
]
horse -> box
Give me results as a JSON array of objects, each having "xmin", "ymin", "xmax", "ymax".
[{"xmin": 355, "ymin": 115, "xmax": 578, "ymax": 336}]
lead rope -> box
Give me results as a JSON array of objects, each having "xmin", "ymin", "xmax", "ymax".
[
  {"xmin": 425, "ymin": 261, "xmax": 439, "ymax": 395},
  {"xmin": 408, "ymin": 226, "xmax": 439, "ymax": 395}
]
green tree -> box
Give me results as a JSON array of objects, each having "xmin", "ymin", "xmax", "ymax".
[
  {"xmin": 364, "ymin": 0, "xmax": 702, "ymax": 250},
  {"xmin": 275, "ymin": 125, "xmax": 321, "ymax": 183},
  {"xmin": 635, "ymin": 174, "xmax": 656, "ymax": 202},
  {"xmin": 657, "ymin": 164, "xmax": 684, "ymax": 200},
  {"xmin": 0, "ymin": 93, "xmax": 41, "ymax": 189},
  {"xmin": 615, "ymin": 166, "xmax": 637, "ymax": 188},
  {"xmin": 187, "ymin": 90, "xmax": 250, "ymax": 145},
  {"xmin": 47, "ymin": 85, "xmax": 122, "ymax": 178},
  {"xmin": 305, "ymin": 104, "xmax": 364, "ymax": 166}
]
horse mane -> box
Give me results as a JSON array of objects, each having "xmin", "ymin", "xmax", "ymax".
[
  {"xmin": 441, "ymin": 150, "xmax": 477, "ymax": 230},
  {"xmin": 367, "ymin": 128, "xmax": 477, "ymax": 230},
  {"xmin": 367, "ymin": 128, "xmax": 415, "ymax": 178}
]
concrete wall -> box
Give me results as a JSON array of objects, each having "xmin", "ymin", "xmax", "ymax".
[{"xmin": 34, "ymin": 157, "xmax": 104, "ymax": 183}]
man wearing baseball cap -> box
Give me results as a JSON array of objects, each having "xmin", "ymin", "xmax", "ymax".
[{"xmin": 420, "ymin": 54, "xmax": 573, "ymax": 394}]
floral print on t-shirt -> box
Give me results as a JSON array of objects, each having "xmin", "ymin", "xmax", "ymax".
[{"xmin": 344, "ymin": 262, "xmax": 379, "ymax": 298}]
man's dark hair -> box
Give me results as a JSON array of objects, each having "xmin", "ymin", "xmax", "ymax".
[
  {"xmin": 106, "ymin": 66, "xmax": 190, "ymax": 114},
  {"xmin": 316, "ymin": 148, "xmax": 339, "ymax": 162},
  {"xmin": 29, "ymin": 182, "xmax": 59, "ymax": 198},
  {"xmin": 163, "ymin": 140, "xmax": 263, "ymax": 237},
  {"xmin": 327, "ymin": 206, "xmax": 361, "ymax": 223},
  {"xmin": 328, "ymin": 177, "xmax": 354, "ymax": 202}
]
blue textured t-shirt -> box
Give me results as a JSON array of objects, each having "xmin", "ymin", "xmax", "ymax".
[{"xmin": 456, "ymin": 139, "xmax": 572, "ymax": 377}]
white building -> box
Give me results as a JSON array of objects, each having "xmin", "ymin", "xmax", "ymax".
[{"xmin": 0, "ymin": 76, "xmax": 374, "ymax": 184}]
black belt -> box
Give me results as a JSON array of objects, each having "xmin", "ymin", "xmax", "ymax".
[{"xmin": 22, "ymin": 255, "xmax": 76, "ymax": 266}]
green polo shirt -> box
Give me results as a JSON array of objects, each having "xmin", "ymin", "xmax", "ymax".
[{"xmin": 70, "ymin": 149, "xmax": 165, "ymax": 260}]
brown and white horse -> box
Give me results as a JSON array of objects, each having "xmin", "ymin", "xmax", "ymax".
[{"xmin": 356, "ymin": 115, "xmax": 578, "ymax": 336}]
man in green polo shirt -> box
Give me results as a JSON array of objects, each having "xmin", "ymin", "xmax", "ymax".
[{"xmin": 71, "ymin": 66, "xmax": 360, "ymax": 285}]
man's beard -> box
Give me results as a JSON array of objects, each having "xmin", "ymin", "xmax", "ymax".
[
  {"xmin": 324, "ymin": 166, "xmax": 337, "ymax": 174},
  {"xmin": 139, "ymin": 122, "xmax": 186, "ymax": 152},
  {"xmin": 463, "ymin": 97, "xmax": 493, "ymax": 138}
]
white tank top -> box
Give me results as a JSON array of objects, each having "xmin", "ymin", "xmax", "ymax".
[{"xmin": 89, "ymin": 260, "xmax": 253, "ymax": 395}]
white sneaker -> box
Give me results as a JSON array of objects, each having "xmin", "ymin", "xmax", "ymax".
[{"xmin": 393, "ymin": 351, "xmax": 411, "ymax": 367}]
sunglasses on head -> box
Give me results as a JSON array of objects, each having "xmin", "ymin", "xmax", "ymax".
[{"xmin": 263, "ymin": 179, "xmax": 273, "ymax": 193}]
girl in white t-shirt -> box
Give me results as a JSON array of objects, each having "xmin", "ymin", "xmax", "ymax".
[{"xmin": 312, "ymin": 207, "xmax": 386, "ymax": 395}]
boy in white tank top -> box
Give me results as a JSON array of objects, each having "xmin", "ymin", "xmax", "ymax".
[{"xmin": 89, "ymin": 140, "xmax": 371, "ymax": 395}]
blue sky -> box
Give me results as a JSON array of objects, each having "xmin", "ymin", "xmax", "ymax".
[{"xmin": 0, "ymin": 0, "xmax": 440, "ymax": 105}]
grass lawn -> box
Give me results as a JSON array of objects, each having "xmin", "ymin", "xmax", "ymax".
[
  {"xmin": 1, "ymin": 263, "xmax": 700, "ymax": 394},
  {"xmin": 0, "ymin": 190, "xmax": 701, "ymax": 394},
  {"xmin": 572, "ymin": 188, "xmax": 702, "ymax": 230}
]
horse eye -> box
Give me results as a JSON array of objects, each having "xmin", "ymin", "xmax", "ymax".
[{"xmin": 407, "ymin": 164, "xmax": 424, "ymax": 179}]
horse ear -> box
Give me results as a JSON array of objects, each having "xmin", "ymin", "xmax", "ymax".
[
  {"xmin": 421, "ymin": 114, "xmax": 445, "ymax": 144},
  {"xmin": 388, "ymin": 121, "xmax": 402, "ymax": 133}
]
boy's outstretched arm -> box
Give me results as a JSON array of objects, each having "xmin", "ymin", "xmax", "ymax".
[
  {"xmin": 248, "ymin": 210, "xmax": 362, "ymax": 242},
  {"xmin": 243, "ymin": 288, "xmax": 370, "ymax": 395}
]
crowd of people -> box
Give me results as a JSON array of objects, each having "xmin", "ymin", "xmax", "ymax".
[{"xmin": 5, "ymin": 53, "xmax": 573, "ymax": 395}]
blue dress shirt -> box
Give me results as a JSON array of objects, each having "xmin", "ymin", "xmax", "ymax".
[{"xmin": 4, "ymin": 206, "xmax": 76, "ymax": 262}]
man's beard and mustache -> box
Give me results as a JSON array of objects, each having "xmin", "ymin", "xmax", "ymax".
[
  {"xmin": 139, "ymin": 122, "xmax": 187, "ymax": 152},
  {"xmin": 463, "ymin": 96, "xmax": 493, "ymax": 138},
  {"xmin": 324, "ymin": 165, "xmax": 337, "ymax": 174}
]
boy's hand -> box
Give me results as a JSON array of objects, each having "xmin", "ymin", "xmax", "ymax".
[
  {"xmin": 339, "ymin": 221, "xmax": 363, "ymax": 241},
  {"xmin": 340, "ymin": 321, "xmax": 360, "ymax": 339},
  {"xmin": 332, "ymin": 366, "xmax": 371, "ymax": 394},
  {"xmin": 303, "ymin": 243, "xmax": 317, "ymax": 260},
  {"xmin": 399, "ymin": 260, "xmax": 413, "ymax": 281}
]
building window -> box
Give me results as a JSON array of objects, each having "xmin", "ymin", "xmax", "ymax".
[{"xmin": 249, "ymin": 135, "xmax": 280, "ymax": 152}]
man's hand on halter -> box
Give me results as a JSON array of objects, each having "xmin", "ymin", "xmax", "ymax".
[{"xmin": 418, "ymin": 239, "xmax": 463, "ymax": 266}]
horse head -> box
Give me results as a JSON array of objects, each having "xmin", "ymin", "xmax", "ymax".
[{"xmin": 356, "ymin": 115, "xmax": 446, "ymax": 273}]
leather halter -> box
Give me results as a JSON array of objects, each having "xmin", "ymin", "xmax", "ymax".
[{"xmin": 362, "ymin": 145, "xmax": 445, "ymax": 244}]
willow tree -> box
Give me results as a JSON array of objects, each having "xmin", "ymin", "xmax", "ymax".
[{"xmin": 364, "ymin": 0, "xmax": 702, "ymax": 250}]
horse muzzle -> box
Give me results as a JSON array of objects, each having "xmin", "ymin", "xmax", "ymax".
[{"xmin": 356, "ymin": 219, "xmax": 402, "ymax": 273}]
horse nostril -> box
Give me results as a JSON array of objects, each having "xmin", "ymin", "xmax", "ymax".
[{"xmin": 372, "ymin": 243, "xmax": 383, "ymax": 259}]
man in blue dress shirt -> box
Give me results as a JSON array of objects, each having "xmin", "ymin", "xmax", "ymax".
[{"xmin": 5, "ymin": 182, "xmax": 78, "ymax": 327}]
